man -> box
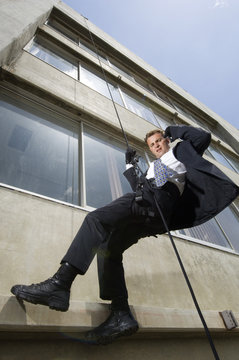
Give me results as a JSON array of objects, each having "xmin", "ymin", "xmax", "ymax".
[{"xmin": 11, "ymin": 125, "xmax": 239, "ymax": 344}]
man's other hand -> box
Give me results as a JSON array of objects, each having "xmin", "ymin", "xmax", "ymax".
[
  {"xmin": 164, "ymin": 127, "xmax": 171, "ymax": 139},
  {"xmin": 125, "ymin": 148, "xmax": 136, "ymax": 164}
]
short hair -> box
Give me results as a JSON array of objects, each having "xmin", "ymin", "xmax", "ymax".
[{"xmin": 144, "ymin": 129, "xmax": 164, "ymax": 144}]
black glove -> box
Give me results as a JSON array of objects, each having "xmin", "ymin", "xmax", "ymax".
[
  {"xmin": 125, "ymin": 147, "xmax": 136, "ymax": 164},
  {"xmin": 164, "ymin": 127, "xmax": 171, "ymax": 139}
]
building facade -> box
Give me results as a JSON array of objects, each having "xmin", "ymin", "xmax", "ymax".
[{"xmin": 0, "ymin": 1, "xmax": 239, "ymax": 359}]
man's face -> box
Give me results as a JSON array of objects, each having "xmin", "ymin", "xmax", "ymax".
[{"xmin": 147, "ymin": 132, "xmax": 170, "ymax": 158}]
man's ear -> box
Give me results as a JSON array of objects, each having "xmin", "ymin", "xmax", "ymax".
[{"xmin": 165, "ymin": 137, "xmax": 171, "ymax": 149}]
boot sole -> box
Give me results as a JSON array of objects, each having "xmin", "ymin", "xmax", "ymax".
[
  {"xmin": 86, "ymin": 324, "xmax": 139, "ymax": 345},
  {"xmin": 11, "ymin": 287, "xmax": 69, "ymax": 312}
]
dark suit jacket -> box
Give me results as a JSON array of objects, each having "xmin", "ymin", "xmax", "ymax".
[{"xmin": 124, "ymin": 125, "xmax": 239, "ymax": 232}]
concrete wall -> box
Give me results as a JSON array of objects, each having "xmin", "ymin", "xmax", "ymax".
[
  {"xmin": 1, "ymin": 333, "xmax": 239, "ymax": 360},
  {"xmin": 0, "ymin": 0, "xmax": 59, "ymax": 67},
  {"xmin": 1, "ymin": 184, "xmax": 239, "ymax": 317},
  {"xmin": 1, "ymin": 185, "xmax": 239, "ymax": 359}
]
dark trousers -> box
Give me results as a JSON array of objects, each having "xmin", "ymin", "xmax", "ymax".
[{"xmin": 62, "ymin": 182, "xmax": 180, "ymax": 300}]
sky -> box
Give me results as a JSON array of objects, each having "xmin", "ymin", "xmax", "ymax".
[{"xmin": 63, "ymin": 0, "xmax": 239, "ymax": 129}]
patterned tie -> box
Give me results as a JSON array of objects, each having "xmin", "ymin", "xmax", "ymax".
[{"xmin": 154, "ymin": 158, "xmax": 172, "ymax": 187}]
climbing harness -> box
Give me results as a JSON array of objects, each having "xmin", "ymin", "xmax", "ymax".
[{"xmin": 84, "ymin": 18, "xmax": 221, "ymax": 360}]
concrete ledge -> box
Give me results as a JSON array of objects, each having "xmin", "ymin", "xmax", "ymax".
[{"xmin": 1, "ymin": 295, "xmax": 239, "ymax": 334}]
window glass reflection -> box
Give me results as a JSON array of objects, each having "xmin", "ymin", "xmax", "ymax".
[
  {"xmin": 47, "ymin": 18, "xmax": 79, "ymax": 43},
  {"xmin": 221, "ymin": 151, "xmax": 239, "ymax": 173},
  {"xmin": 178, "ymin": 217, "xmax": 232, "ymax": 249},
  {"xmin": 83, "ymin": 127, "xmax": 132, "ymax": 208},
  {"xmin": 154, "ymin": 113, "xmax": 172, "ymax": 129},
  {"xmin": 80, "ymin": 66, "xmax": 123, "ymax": 106},
  {"xmin": 80, "ymin": 41, "xmax": 107, "ymax": 64},
  {"xmin": 109, "ymin": 60, "xmax": 133, "ymax": 80},
  {"xmin": 0, "ymin": 98, "xmax": 79, "ymax": 205},
  {"xmin": 215, "ymin": 206, "xmax": 239, "ymax": 252},
  {"xmin": 28, "ymin": 39, "xmax": 78, "ymax": 79},
  {"xmin": 208, "ymin": 145, "xmax": 235, "ymax": 172},
  {"xmin": 122, "ymin": 91, "xmax": 158, "ymax": 126},
  {"xmin": 178, "ymin": 203, "xmax": 239, "ymax": 252}
]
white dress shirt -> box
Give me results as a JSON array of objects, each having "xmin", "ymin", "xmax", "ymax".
[
  {"xmin": 127, "ymin": 148, "xmax": 186, "ymax": 195},
  {"xmin": 147, "ymin": 148, "xmax": 186, "ymax": 194}
]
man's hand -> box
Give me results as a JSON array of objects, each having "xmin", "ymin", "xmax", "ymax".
[
  {"xmin": 125, "ymin": 147, "xmax": 136, "ymax": 164},
  {"xmin": 164, "ymin": 127, "xmax": 171, "ymax": 139}
]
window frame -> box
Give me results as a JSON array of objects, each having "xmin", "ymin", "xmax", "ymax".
[
  {"xmin": 25, "ymin": 36, "xmax": 79, "ymax": 80},
  {"xmin": 79, "ymin": 38, "xmax": 108, "ymax": 64},
  {"xmin": 46, "ymin": 17, "xmax": 80, "ymax": 44},
  {"xmin": 0, "ymin": 86, "xmax": 81, "ymax": 206},
  {"xmin": 207, "ymin": 143, "xmax": 239, "ymax": 174},
  {"xmin": 79, "ymin": 62, "xmax": 124, "ymax": 106},
  {"xmin": 174, "ymin": 201, "xmax": 239, "ymax": 253}
]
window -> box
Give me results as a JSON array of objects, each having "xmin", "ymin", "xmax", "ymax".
[
  {"xmin": 133, "ymin": 76, "xmax": 154, "ymax": 95},
  {"xmin": 108, "ymin": 59, "xmax": 134, "ymax": 80},
  {"xmin": 189, "ymin": 114, "xmax": 211, "ymax": 132},
  {"xmin": 215, "ymin": 204, "xmax": 239, "ymax": 252},
  {"xmin": 153, "ymin": 89, "xmax": 173, "ymax": 107},
  {"xmin": 79, "ymin": 64, "xmax": 164, "ymax": 127},
  {"xmin": 83, "ymin": 126, "xmax": 132, "ymax": 208},
  {"xmin": 0, "ymin": 91, "xmax": 141, "ymax": 209},
  {"xmin": 121, "ymin": 91, "xmax": 158, "ymax": 126},
  {"xmin": 27, "ymin": 35, "xmax": 174, "ymax": 128},
  {"xmin": 172, "ymin": 102, "xmax": 189, "ymax": 118},
  {"xmin": 80, "ymin": 65, "xmax": 123, "ymax": 106},
  {"xmin": 79, "ymin": 39, "xmax": 134, "ymax": 80},
  {"xmin": 79, "ymin": 40, "xmax": 107, "ymax": 64},
  {"xmin": 79, "ymin": 64, "xmax": 172, "ymax": 128},
  {"xmin": 47, "ymin": 18, "xmax": 79, "ymax": 43},
  {"xmin": 177, "ymin": 204, "xmax": 239, "ymax": 252},
  {"xmin": 170, "ymin": 101, "xmax": 210, "ymax": 132},
  {"xmin": 225, "ymin": 152, "xmax": 239, "ymax": 173},
  {"xmin": 178, "ymin": 218, "xmax": 231, "ymax": 249},
  {"xmin": 0, "ymin": 96, "xmax": 79, "ymax": 205},
  {"xmin": 154, "ymin": 113, "xmax": 172, "ymax": 129},
  {"xmin": 28, "ymin": 38, "xmax": 78, "ymax": 79},
  {"xmin": 207, "ymin": 144, "xmax": 238, "ymax": 173}
]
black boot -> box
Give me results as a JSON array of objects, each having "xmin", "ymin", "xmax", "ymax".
[
  {"xmin": 85, "ymin": 308, "xmax": 139, "ymax": 345},
  {"xmin": 11, "ymin": 262, "xmax": 78, "ymax": 312}
]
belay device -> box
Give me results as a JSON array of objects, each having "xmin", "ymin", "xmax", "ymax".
[{"xmin": 84, "ymin": 17, "xmax": 221, "ymax": 360}]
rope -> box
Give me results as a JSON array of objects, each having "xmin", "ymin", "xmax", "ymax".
[
  {"xmin": 84, "ymin": 17, "xmax": 129, "ymax": 148},
  {"xmin": 83, "ymin": 17, "xmax": 220, "ymax": 360},
  {"xmin": 153, "ymin": 193, "xmax": 220, "ymax": 360}
]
